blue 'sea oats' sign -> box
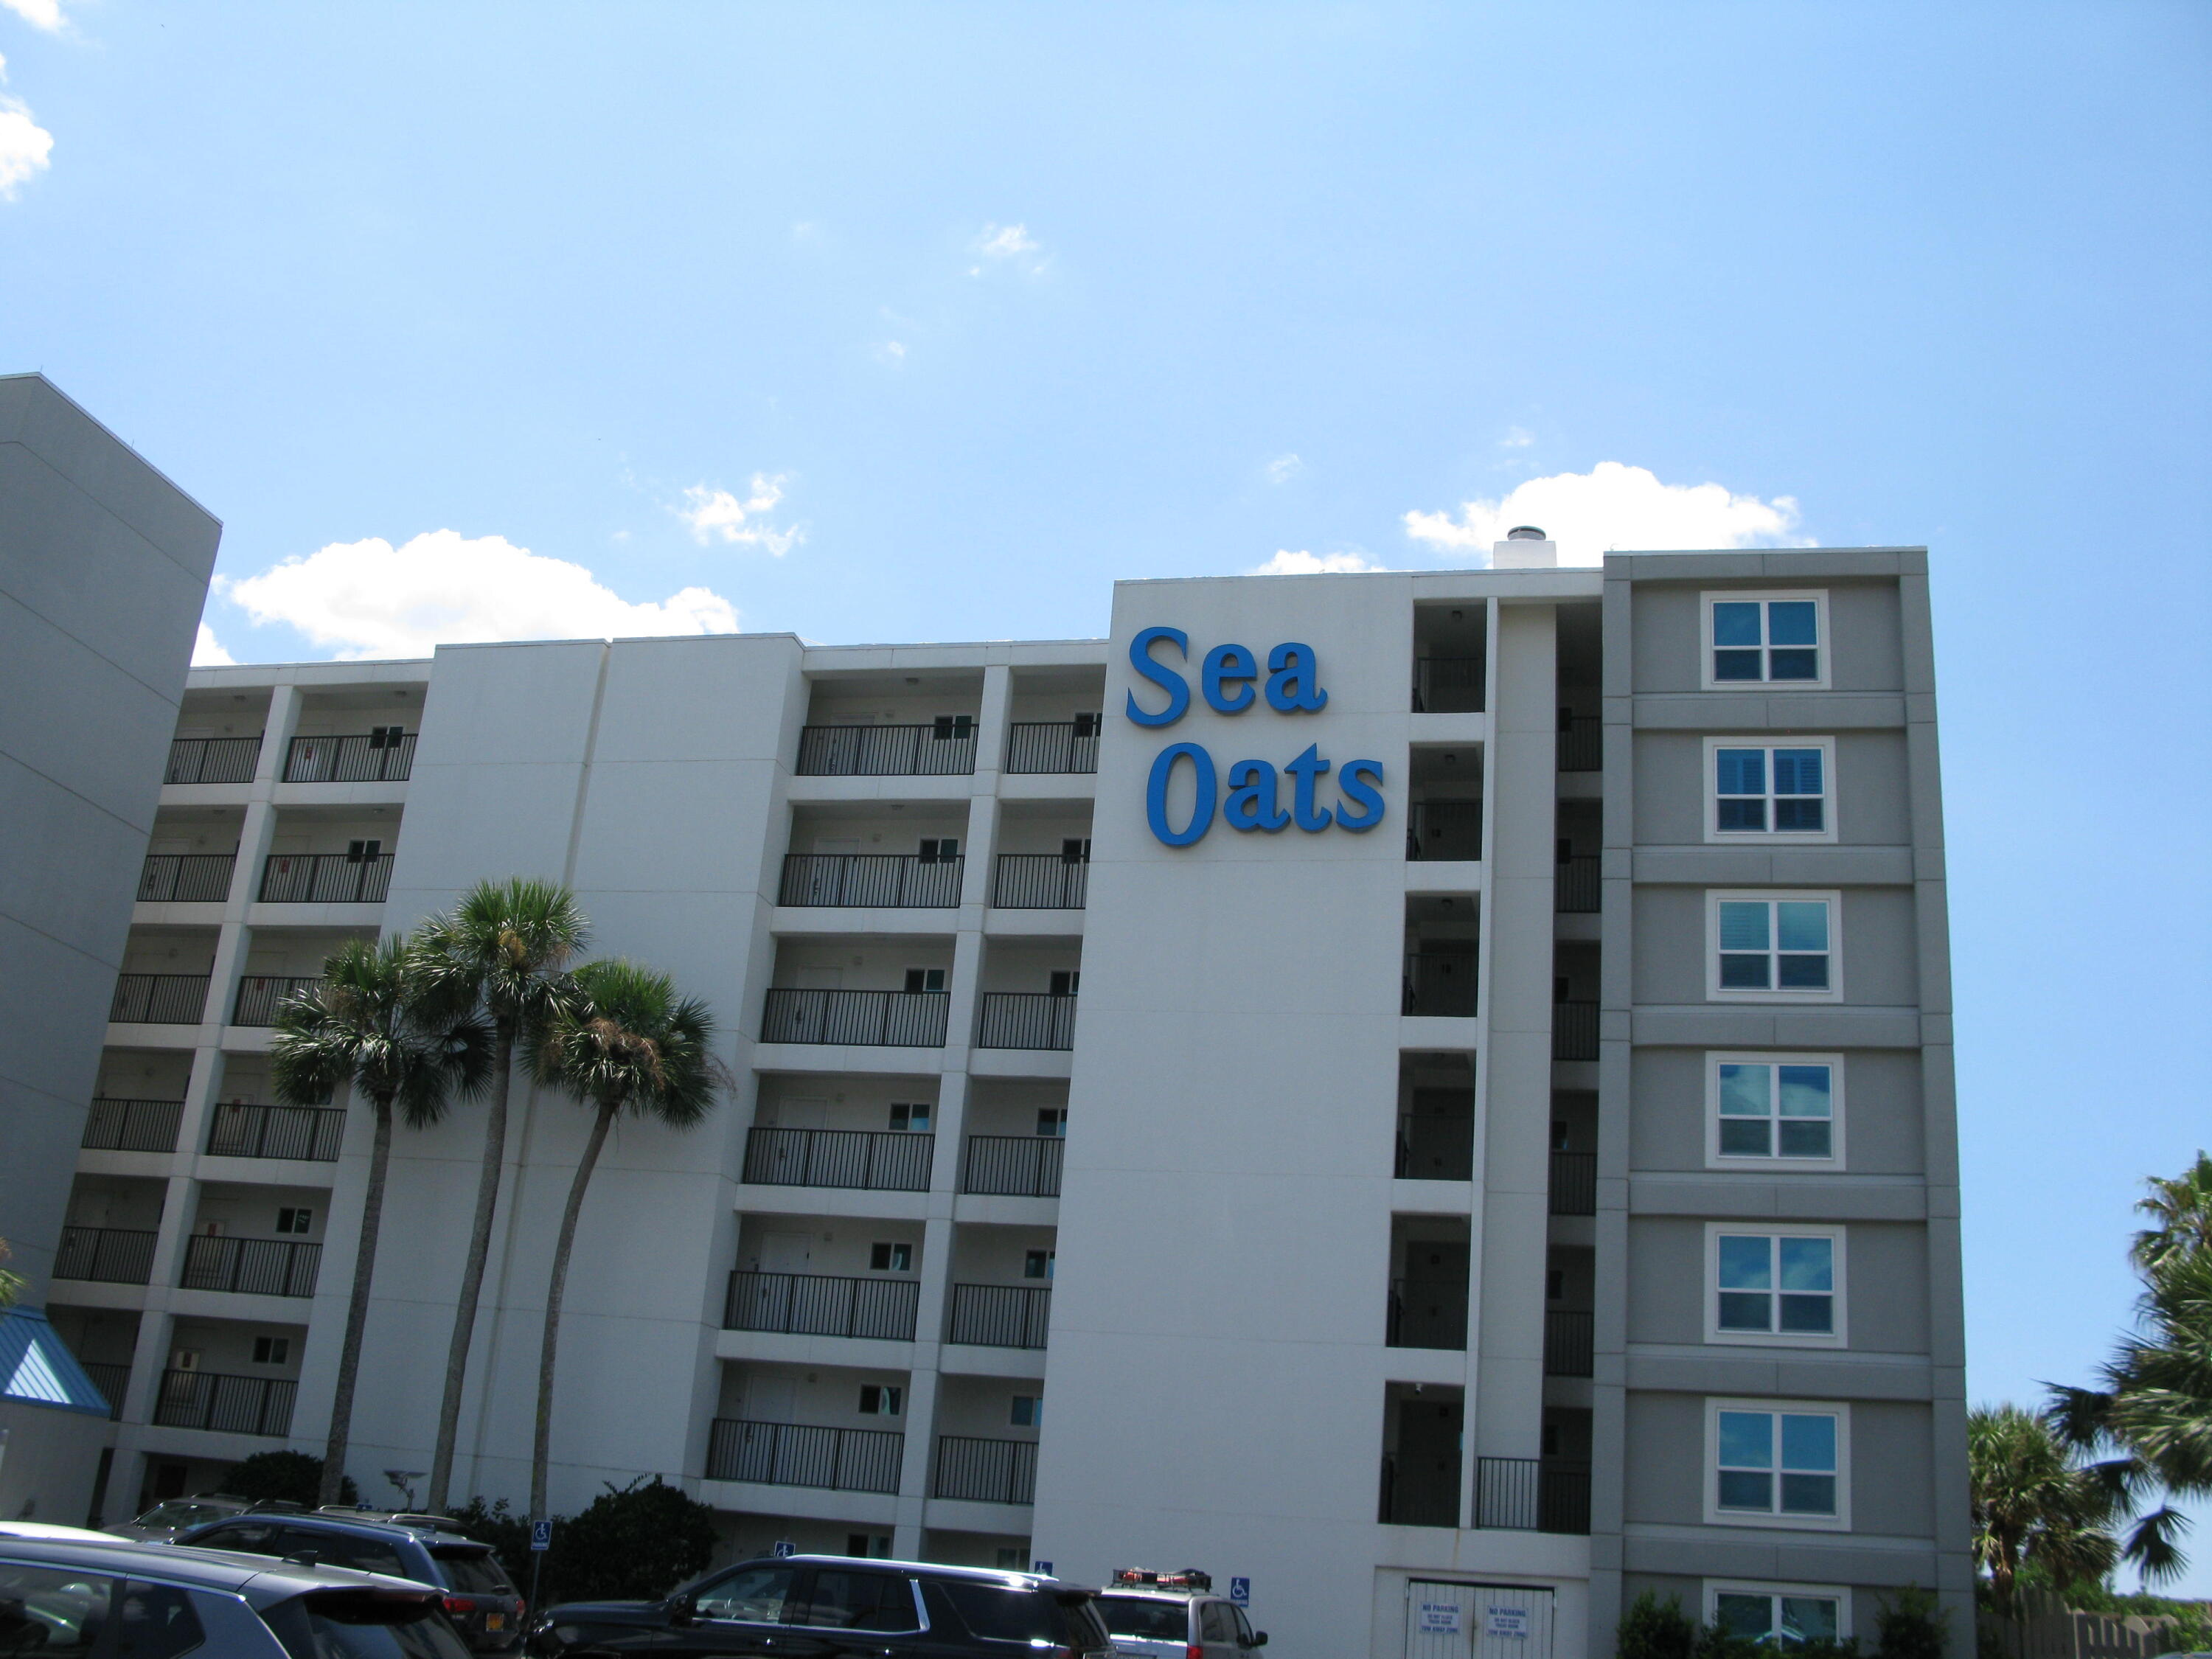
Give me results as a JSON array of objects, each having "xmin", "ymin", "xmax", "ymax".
[{"xmin": 1125, "ymin": 626, "xmax": 1385, "ymax": 847}]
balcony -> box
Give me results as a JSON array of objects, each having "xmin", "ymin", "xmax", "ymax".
[
  {"xmin": 975, "ymin": 993, "xmax": 1077, "ymax": 1051},
  {"xmin": 706, "ymin": 1419, "xmax": 902, "ymax": 1494},
  {"xmin": 284, "ymin": 731, "xmax": 415, "ymax": 784},
  {"xmin": 259, "ymin": 853, "xmax": 394, "ymax": 905},
  {"xmin": 153, "ymin": 1370, "xmax": 296, "ymax": 1437},
  {"xmin": 797, "ymin": 723, "xmax": 976, "ymax": 777},
  {"xmin": 111, "ymin": 974, "xmax": 210, "ymax": 1026},
  {"xmin": 136, "ymin": 855, "xmax": 235, "ymax": 904},
  {"xmin": 1402, "ymin": 949, "xmax": 1478, "ymax": 1018},
  {"xmin": 234, "ymin": 976, "xmax": 323, "ymax": 1027},
  {"xmin": 742, "ymin": 1127, "xmax": 934, "ymax": 1192},
  {"xmin": 81, "ymin": 1362, "xmax": 128, "ymax": 1422},
  {"xmin": 1473, "ymin": 1457, "xmax": 1591, "ymax": 1534},
  {"xmin": 723, "ymin": 1270, "xmax": 920, "ymax": 1342},
  {"xmin": 1544, "ymin": 1310, "xmax": 1593, "ymax": 1377},
  {"xmin": 1413, "ymin": 658, "xmax": 1484, "ymax": 714},
  {"xmin": 1004, "ymin": 720, "xmax": 1099, "ymax": 775},
  {"xmin": 1388, "ymin": 1278, "xmax": 1469, "ymax": 1351},
  {"xmin": 80, "ymin": 1099, "xmax": 184, "ymax": 1154},
  {"xmin": 991, "ymin": 855, "xmax": 1088, "ymax": 909},
  {"xmin": 1552, "ymin": 1002, "xmax": 1598, "ymax": 1062},
  {"xmin": 933, "ymin": 1435, "xmax": 1036, "ymax": 1506},
  {"xmin": 165, "ymin": 737, "xmax": 260, "ymax": 785},
  {"xmin": 1557, "ymin": 716, "xmax": 1601, "ymax": 773},
  {"xmin": 779, "ymin": 854, "xmax": 962, "ymax": 909},
  {"xmin": 961, "ymin": 1135, "xmax": 1063, "ymax": 1198},
  {"xmin": 1406, "ymin": 801, "xmax": 1482, "ymax": 862},
  {"xmin": 180, "ymin": 1235, "xmax": 321, "ymax": 1298},
  {"xmin": 207, "ymin": 1103, "xmax": 346, "ymax": 1162},
  {"xmin": 760, "ymin": 988, "xmax": 950, "ymax": 1048},
  {"xmin": 55, "ymin": 1226, "xmax": 157, "ymax": 1285},
  {"xmin": 1556, "ymin": 856, "xmax": 1599, "ymax": 914},
  {"xmin": 1548, "ymin": 1151, "xmax": 1596, "ymax": 1216},
  {"xmin": 946, "ymin": 1284, "xmax": 1051, "ymax": 1349}
]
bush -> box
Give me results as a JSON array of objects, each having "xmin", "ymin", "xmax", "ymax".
[
  {"xmin": 450, "ymin": 1478, "xmax": 716, "ymax": 1608},
  {"xmin": 219, "ymin": 1451, "xmax": 356, "ymax": 1508},
  {"xmin": 445, "ymin": 1495, "xmax": 531, "ymax": 1581},
  {"xmin": 1619, "ymin": 1593, "xmax": 1700, "ymax": 1659},
  {"xmin": 1876, "ymin": 1587, "xmax": 1948, "ymax": 1659}
]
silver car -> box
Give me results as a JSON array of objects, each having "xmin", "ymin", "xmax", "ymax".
[
  {"xmin": 0, "ymin": 1534, "xmax": 472, "ymax": 1657},
  {"xmin": 1093, "ymin": 1584, "xmax": 1268, "ymax": 1658}
]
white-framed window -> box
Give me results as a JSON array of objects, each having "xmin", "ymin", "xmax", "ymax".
[
  {"xmin": 275, "ymin": 1207, "xmax": 314, "ymax": 1234},
  {"xmin": 1023, "ymin": 1249, "xmax": 1056, "ymax": 1281},
  {"xmin": 1701, "ymin": 592, "xmax": 1830, "ymax": 689},
  {"xmin": 1705, "ymin": 1225, "xmax": 1846, "ymax": 1348},
  {"xmin": 251, "ymin": 1336, "xmax": 290, "ymax": 1366},
  {"xmin": 1707, "ymin": 891, "xmax": 1842, "ymax": 1002},
  {"xmin": 888, "ymin": 1102, "xmax": 931, "ymax": 1133},
  {"xmin": 1010, "ymin": 1394, "xmax": 1043, "ymax": 1427},
  {"xmin": 869, "ymin": 1241, "xmax": 913, "ymax": 1273},
  {"xmin": 1704, "ymin": 1582, "xmax": 1851, "ymax": 1646},
  {"xmin": 1704, "ymin": 738, "xmax": 1835, "ymax": 843},
  {"xmin": 1705, "ymin": 1399, "xmax": 1850, "ymax": 1530},
  {"xmin": 858, "ymin": 1383, "xmax": 902, "ymax": 1416},
  {"xmin": 1706, "ymin": 1054, "xmax": 1843, "ymax": 1169},
  {"xmin": 1036, "ymin": 1107, "xmax": 1068, "ymax": 1138},
  {"xmin": 902, "ymin": 967, "xmax": 947, "ymax": 994}
]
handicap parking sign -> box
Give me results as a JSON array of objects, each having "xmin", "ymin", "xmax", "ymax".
[
  {"xmin": 529, "ymin": 1520, "xmax": 552, "ymax": 1553},
  {"xmin": 1229, "ymin": 1579, "xmax": 1250, "ymax": 1607}
]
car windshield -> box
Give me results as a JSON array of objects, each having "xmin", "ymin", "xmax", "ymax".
[
  {"xmin": 133, "ymin": 1502, "xmax": 235, "ymax": 1531},
  {"xmin": 262, "ymin": 1591, "xmax": 473, "ymax": 1659},
  {"xmin": 430, "ymin": 1549, "xmax": 512, "ymax": 1597},
  {"xmin": 1096, "ymin": 1595, "xmax": 1190, "ymax": 1641}
]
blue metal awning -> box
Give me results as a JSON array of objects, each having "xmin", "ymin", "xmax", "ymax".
[{"xmin": 0, "ymin": 1307, "xmax": 113, "ymax": 1417}]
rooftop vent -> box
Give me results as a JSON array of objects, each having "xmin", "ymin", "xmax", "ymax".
[{"xmin": 1506, "ymin": 525, "xmax": 1547, "ymax": 541}]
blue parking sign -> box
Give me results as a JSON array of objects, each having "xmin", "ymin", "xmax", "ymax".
[
  {"xmin": 530, "ymin": 1520, "xmax": 552, "ymax": 1553},
  {"xmin": 1230, "ymin": 1578, "xmax": 1250, "ymax": 1607},
  {"xmin": 1032, "ymin": 1561, "xmax": 1053, "ymax": 1576}
]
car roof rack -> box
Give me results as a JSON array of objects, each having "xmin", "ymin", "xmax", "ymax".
[
  {"xmin": 1108, "ymin": 1568, "xmax": 1212, "ymax": 1592},
  {"xmin": 245, "ymin": 1500, "xmax": 306, "ymax": 1513},
  {"xmin": 312, "ymin": 1506, "xmax": 462, "ymax": 1529}
]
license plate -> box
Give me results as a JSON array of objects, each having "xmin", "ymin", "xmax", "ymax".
[{"xmin": 485, "ymin": 1614, "xmax": 504, "ymax": 1630}]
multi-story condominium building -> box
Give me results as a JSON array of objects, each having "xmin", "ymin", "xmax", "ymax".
[{"xmin": 41, "ymin": 533, "xmax": 1966, "ymax": 1657}]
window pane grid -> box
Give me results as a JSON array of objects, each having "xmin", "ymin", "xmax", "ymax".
[
  {"xmin": 1715, "ymin": 1591, "xmax": 1843, "ymax": 1646},
  {"xmin": 1716, "ymin": 745, "xmax": 1826, "ymax": 835},
  {"xmin": 1717, "ymin": 1234, "xmax": 1834, "ymax": 1335},
  {"xmin": 1717, "ymin": 1060, "xmax": 1833, "ymax": 1161},
  {"xmin": 1717, "ymin": 1410, "xmax": 1839, "ymax": 1516},
  {"xmin": 1717, "ymin": 900, "xmax": 1831, "ymax": 993},
  {"xmin": 1711, "ymin": 599, "xmax": 1822, "ymax": 684}
]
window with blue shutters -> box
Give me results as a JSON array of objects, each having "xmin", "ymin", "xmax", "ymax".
[
  {"xmin": 1708, "ymin": 739, "xmax": 1834, "ymax": 841},
  {"xmin": 1703, "ymin": 593, "xmax": 1829, "ymax": 689}
]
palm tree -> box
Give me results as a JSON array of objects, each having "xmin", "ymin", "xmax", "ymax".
[
  {"xmin": 2130, "ymin": 1150, "xmax": 2212, "ymax": 1273},
  {"xmin": 525, "ymin": 959, "xmax": 723, "ymax": 1520},
  {"xmin": 1969, "ymin": 1402, "xmax": 2121, "ymax": 1623},
  {"xmin": 411, "ymin": 877, "xmax": 588, "ymax": 1514},
  {"xmin": 270, "ymin": 937, "xmax": 492, "ymax": 1506}
]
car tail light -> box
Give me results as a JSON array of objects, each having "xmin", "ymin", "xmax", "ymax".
[
  {"xmin": 442, "ymin": 1596, "xmax": 476, "ymax": 1617},
  {"xmin": 1187, "ymin": 1647, "xmax": 1203, "ymax": 1659}
]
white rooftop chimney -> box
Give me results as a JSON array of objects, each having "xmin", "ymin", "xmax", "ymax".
[{"xmin": 1492, "ymin": 524, "xmax": 1557, "ymax": 568}]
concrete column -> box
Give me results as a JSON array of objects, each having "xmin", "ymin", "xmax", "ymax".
[
  {"xmin": 973, "ymin": 665, "xmax": 1014, "ymax": 779},
  {"xmin": 1470, "ymin": 602, "xmax": 1557, "ymax": 1464}
]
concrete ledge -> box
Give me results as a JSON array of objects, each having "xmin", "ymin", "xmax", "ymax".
[
  {"xmin": 1627, "ymin": 1175, "xmax": 1928, "ymax": 1221},
  {"xmin": 698, "ymin": 1477, "xmax": 900, "ymax": 1527},
  {"xmin": 981, "ymin": 909, "xmax": 1085, "ymax": 939},
  {"xmin": 1632, "ymin": 846, "xmax": 1914, "ymax": 886},
  {"xmin": 270, "ymin": 780, "xmax": 408, "ymax": 808},
  {"xmin": 1621, "ymin": 1527, "xmax": 1940, "ymax": 1586},
  {"xmin": 785, "ymin": 775, "xmax": 976, "ymax": 804},
  {"xmin": 770, "ymin": 907, "xmax": 960, "ymax": 936},
  {"xmin": 1634, "ymin": 695, "xmax": 1907, "ymax": 730},
  {"xmin": 712, "ymin": 1329, "xmax": 918, "ymax": 1373},
  {"xmin": 936, "ymin": 1343, "xmax": 1049, "ymax": 1381},
  {"xmin": 995, "ymin": 773, "xmax": 1099, "ymax": 803},
  {"xmin": 1630, "ymin": 1007, "xmax": 1920, "ymax": 1049},
  {"xmin": 922, "ymin": 1495, "xmax": 1033, "ymax": 1534},
  {"xmin": 950, "ymin": 1194, "xmax": 1058, "ymax": 1228},
  {"xmin": 1624, "ymin": 1353, "xmax": 1934, "ymax": 1400},
  {"xmin": 734, "ymin": 1186, "xmax": 931, "ymax": 1222},
  {"xmin": 748, "ymin": 1043, "xmax": 950, "ymax": 1076},
  {"xmin": 969, "ymin": 1048, "xmax": 1074, "ymax": 1081}
]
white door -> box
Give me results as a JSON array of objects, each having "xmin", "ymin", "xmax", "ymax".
[
  {"xmin": 759, "ymin": 1232, "xmax": 813, "ymax": 1273},
  {"xmin": 745, "ymin": 1376, "xmax": 796, "ymax": 1422},
  {"xmin": 1405, "ymin": 1582, "xmax": 1554, "ymax": 1659}
]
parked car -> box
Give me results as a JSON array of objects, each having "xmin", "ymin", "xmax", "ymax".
[
  {"xmin": 0, "ymin": 1521, "xmax": 126, "ymax": 1542},
  {"xmin": 1093, "ymin": 1569, "xmax": 1268, "ymax": 1658},
  {"xmin": 112, "ymin": 1492, "xmax": 267, "ymax": 1540},
  {"xmin": 527, "ymin": 1554, "xmax": 1116, "ymax": 1656},
  {"xmin": 175, "ymin": 1506, "xmax": 526, "ymax": 1652},
  {"xmin": 0, "ymin": 1533, "xmax": 472, "ymax": 1657}
]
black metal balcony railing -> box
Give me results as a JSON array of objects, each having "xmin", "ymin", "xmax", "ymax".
[
  {"xmin": 206, "ymin": 1103, "xmax": 347, "ymax": 1162},
  {"xmin": 1548, "ymin": 1151, "xmax": 1596, "ymax": 1216},
  {"xmin": 181, "ymin": 1235, "xmax": 321, "ymax": 1298},
  {"xmin": 1388, "ymin": 1279, "xmax": 1470, "ymax": 1350},
  {"xmin": 706, "ymin": 1419, "xmax": 902, "ymax": 1494},
  {"xmin": 976, "ymin": 992, "xmax": 1078, "ymax": 1051},
  {"xmin": 284, "ymin": 731, "xmax": 417, "ymax": 783},
  {"xmin": 81, "ymin": 1361, "xmax": 129, "ymax": 1422},
  {"xmin": 1406, "ymin": 801, "xmax": 1483, "ymax": 862},
  {"xmin": 1413, "ymin": 657, "xmax": 1484, "ymax": 714},
  {"xmin": 796, "ymin": 723, "xmax": 977, "ymax": 777},
  {"xmin": 153, "ymin": 1369, "xmax": 296, "ymax": 1438},
  {"xmin": 259, "ymin": 853, "xmax": 394, "ymax": 905},
  {"xmin": 1552, "ymin": 1001, "xmax": 1599, "ymax": 1062},
  {"xmin": 1545, "ymin": 1310, "xmax": 1594, "ymax": 1377},
  {"xmin": 1557, "ymin": 716, "xmax": 1601, "ymax": 773},
  {"xmin": 961, "ymin": 1135, "xmax": 1064, "ymax": 1197},
  {"xmin": 1556, "ymin": 856, "xmax": 1600, "ymax": 914},
  {"xmin": 110, "ymin": 974, "xmax": 210, "ymax": 1026},
  {"xmin": 723, "ymin": 1270, "xmax": 921, "ymax": 1342},
  {"xmin": 234, "ymin": 976, "xmax": 324, "ymax": 1027},
  {"xmin": 947, "ymin": 1284, "xmax": 1052, "ymax": 1349},
  {"xmin": 1377, "ymin": 1451, "xmax": 1463, "ymax": 1528},
  {"xmin": 1402, "ymin": 955, "xmax": 1478, "ymax": 1018},
  {"xmin": 991, "ymin": 855, "xmax": 1088, "ymax": 909},
  {"xmin": 1397, "ymin": 1114, "xmax": 1475, "ymax": 1182},
  {"xmin": 742, "ymin": 1127, "xmax": 934, "ymax": 1192},
  {"xmin": 137, "ymin": 854, "xmax": 236, "ymax": 904},
  {"xmin": 1474, "ymin": 1457, "xmax": 1591, "ymax": 1534},
  {"xmin": 933, "ymin": 1435, "xmax": 1037, "ymax": 1506},
  {"xmin": 759, "ymin": 988, "xmax": 950, "ymax": 1048},
  {"xmin": 165, "ymin": 737, "xmax": 261, "ymax": 785},
  {"xmin": 779, "ymin": 854, "xmax": 962, "ymax": 908},
  {"xmin": 55, "ymin": 1226, "xmax": 158, "ymax": 1285},
  {"xmin": 80, "ymin": 1098, "xmax": 184, "ymax": 1153},
  {"xmin": 1004, "ymin": 720, "xmax": 1099, "ymax": 775}
]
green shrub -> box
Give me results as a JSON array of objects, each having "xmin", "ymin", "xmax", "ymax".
[
  {"xmin": 1876, "ymin": 1587, "xmax": 1948, "ymax": 1659},
  {"xmin": 451, "ymin": 1478, "xmax": 715, "ymax": 1608},
  {"xmin": 218, "ymin": 1451, "xmax": 357, "ymax": 1508},
  {"xmin": 1619, "ymin": 1593, "xmax": 1700, "ymax": 1659}
]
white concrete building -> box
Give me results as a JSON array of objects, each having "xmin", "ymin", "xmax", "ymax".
[{"xmin": 40, "ymin": 538, "xmax": 1968, "ymax": 1656}]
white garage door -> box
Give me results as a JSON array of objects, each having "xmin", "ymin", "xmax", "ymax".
[{"xmin": 1405, "ymin": 1581, "xmax": 1554, "ymax": 1659}]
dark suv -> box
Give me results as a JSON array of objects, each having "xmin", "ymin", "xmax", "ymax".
[
  {"xmin": 527, "ymin": 1554, "xmax": 1116, "ymax": 1656},
  {"xmin": 175, "ymin": 1508, "xmax": 526, "ymax": 1652}
]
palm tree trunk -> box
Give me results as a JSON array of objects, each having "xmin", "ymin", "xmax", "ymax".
[
  {"xmin": 427, "ymin": 1026, "xmax": 515, "ymax": 1513},
  {"xmin": 532, "ymin": 1100, "xmax": 616, "ymax": 1521},
  {"xmin": 320, "ymin": 1096, "xmax": 394, "ymax": 1504}
]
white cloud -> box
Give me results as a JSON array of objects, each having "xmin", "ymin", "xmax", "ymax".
[
  {"xmin": 977, "ymin": 223, "xmax": 1038, "ymax": 258},
  {"xmin": 875, "ymin": 340, "xmax": 907, "ymax": 365},
  {"xmin": 0, "ymin": 95, "xmax": 53, "ymax": 200},
  {"xmin": 0, "ymin": 1, "xmax": 65, "ymax": 31},
  {"xmin": 675, "ymin": 476, "xmax": 799, "ymax": 554},
  {"xmin": 1499, "ymin": 426, "xmax": 1534, "ymax": 449},
  {"xmin": 1265, "ymin": 453, "xmax": 1304, "ymax": 486},
  {"xmin": 219, "ymin": 529, "xmax": 741, "ymax": 660},
  {"xmin": 1403, "ymin": 462, "xmax": 1810, "ymax": 566},
  {"xmin": 191, "ymin": 624, "xmax": 234, "ymax": 667},
  {"xmin": 1249, "ymin": 549, "xmax": 1387, "ymax": 576}
]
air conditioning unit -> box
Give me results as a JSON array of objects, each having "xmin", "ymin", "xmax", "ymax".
[{"xmin": 171, "ymin": 1349, "xmax": 201, "ymax": 1372}]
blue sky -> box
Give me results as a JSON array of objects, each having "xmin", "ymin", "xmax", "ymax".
[{"xmin": 4, "ymin": 1, "xmax": 2208, "ymax": 1582}]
